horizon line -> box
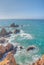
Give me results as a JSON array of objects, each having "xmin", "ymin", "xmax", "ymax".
[{"xmin": 0, "ymin": 18, "xmax": 44, "ymax": 20}]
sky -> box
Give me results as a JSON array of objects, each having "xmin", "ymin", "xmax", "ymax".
[{"xmin": 0, "ymin": 0, "xmax": 44, "ymax": 19}]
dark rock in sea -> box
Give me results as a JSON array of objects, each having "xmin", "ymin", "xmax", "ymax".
[
  {"xmin": 27, "ymin": 46, "xmax": 35, "ymax": 51},
  {"xmin": 20, "ymin": 46, "xmax": 24, "ymax": 49},
  {"xmin": 14, "ymin": 29, "xmax": 20, "ymax": 34},
  {"xmin": 10, "ymin": 23, "xmax": 19, "ymax": 27}
]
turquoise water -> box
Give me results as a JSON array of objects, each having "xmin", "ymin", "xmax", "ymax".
[{"xmin": 0, "ymin": 19, "xmax": 44, "ymax": 64}]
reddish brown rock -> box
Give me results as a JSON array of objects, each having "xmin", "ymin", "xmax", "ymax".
[
  {"xmin": 0, "ymin": 52, "xmax": 17, "ymax": 65},
  {"xmin": 32, "ymin": 55, "xmax": 44, "ymax": 65}
]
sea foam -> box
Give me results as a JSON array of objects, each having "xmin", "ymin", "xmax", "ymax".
[{"xmin": 20, "ymin": 30, "xmax": 33, "ymax": 39}]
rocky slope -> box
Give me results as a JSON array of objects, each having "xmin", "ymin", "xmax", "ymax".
[
  {"xmin": 32, "ymin": 55, "xmax": 44, "ymax": 65},
  {"xmin": 0, "ymin": 52, "xmax": 17, "ymax": 65}
]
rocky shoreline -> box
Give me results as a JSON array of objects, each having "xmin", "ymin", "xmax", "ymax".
[
  {"xmin": 0, "ymin": 23, "xmax": 44, "ymax": 65},
  {"xmin": 0, "ymin": 42, "xmax": 44, "ymax": 65}
]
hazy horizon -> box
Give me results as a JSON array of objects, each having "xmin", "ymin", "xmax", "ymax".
[{"xmin": 0, "ymin": 0, "xmax": 44, "ymax": 19}]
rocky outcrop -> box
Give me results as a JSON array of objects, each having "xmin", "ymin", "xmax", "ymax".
[
  {"xmin": 32, "ymin": 55, "xmax": 44, "ymax": 65},
  {"xmin": 0, "ymin": 52, "xmax": 17, "ymax": 65},
  {"xmin": 10, "ymin": 23, "xmax": 19, "ymax": 27},
  {"xmin": 0, "ymin": 28, "xmax": 12, "ymax": 37},
  {"xmin": 14, "ymin": 29, "xmax": 20, "ymax": 34},
  {"xmin": 0, "ymin": 43, "xmax": 17, "ymax": 59}
]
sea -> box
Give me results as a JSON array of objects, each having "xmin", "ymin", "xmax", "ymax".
[{"xmin": 0, "ymin": 19, "xmax": 44, "ymax": 65}]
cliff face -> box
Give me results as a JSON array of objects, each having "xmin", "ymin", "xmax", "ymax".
[{"xmin": 0, "ymin": 52, "xmax": 17, "ymax": 65}]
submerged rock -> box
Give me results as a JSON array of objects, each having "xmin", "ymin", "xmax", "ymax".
[{"xmin": 27, "ymin": 46, "xmax": 36, "ymax": 51}]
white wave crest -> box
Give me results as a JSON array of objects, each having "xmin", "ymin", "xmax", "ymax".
[{"xmin": 20, "ymin": 30, "xmax": 33, "ymax": 39}]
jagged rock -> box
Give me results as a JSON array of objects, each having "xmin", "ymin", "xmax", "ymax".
[
  {"xmin": 10, "ymin": 23, "xmax": 19, "ymax": 27},
  {"xmin": 20, "ymin": 46, "xmax": 23, "ymax": 49},
  {"xmin": 27, "ymin": 46, "xmax": 35, "ymax": 51},
  {"xmin": 0, "ymin": 52, "xmax": 17, "ymax": 65},
  {"xmin": 14, "ymin": 29, "xmax": 20, "ymax": 34}
]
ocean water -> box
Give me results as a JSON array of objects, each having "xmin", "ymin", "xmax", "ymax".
[{"xmin": 0, "ymin": 19, "xmax": 44, "ymax": 65}]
